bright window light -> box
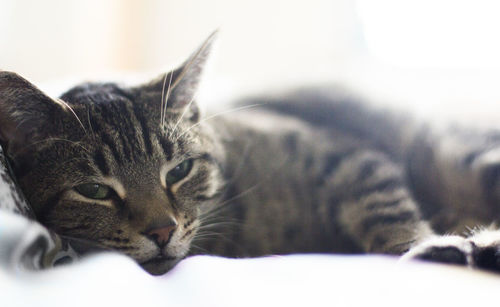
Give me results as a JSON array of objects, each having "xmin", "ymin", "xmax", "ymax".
[{"xmin": 357, "ymin": 0, "xmax": 500, "ymax": 69}]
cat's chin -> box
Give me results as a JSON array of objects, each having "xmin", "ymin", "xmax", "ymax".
[{"xmin": 140, "ymin": 256, "xmax": 181, "ymax": 275}]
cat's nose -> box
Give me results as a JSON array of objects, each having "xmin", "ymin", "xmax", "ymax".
[{"xmin": 146, "ymin": 223, "xmax": 177, "ymax": 247}]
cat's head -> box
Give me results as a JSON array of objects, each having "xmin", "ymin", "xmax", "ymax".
[{"xmin": 0, "ymin": 33, "xmax": 225, "ymax": 275}]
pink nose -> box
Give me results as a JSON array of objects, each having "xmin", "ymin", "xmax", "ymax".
[{"xmin": 147, "ymin": 224, "xmax": 177, "ymax": 247}]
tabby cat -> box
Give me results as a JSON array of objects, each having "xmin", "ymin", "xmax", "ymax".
[{"xmin": 2, "ymin": 33, "xmax": 500, "ymax": 275}]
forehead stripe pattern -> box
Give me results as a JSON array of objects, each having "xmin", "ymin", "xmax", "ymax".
[
  {"xmin": 131, "ymin": 102, "xmax": 153, "ymax": 155},
  {"xmin": 87, "ymin": 96, "xmax": 177, "ymax": 168},
  {"xmin": 93, "ymin": 150, "xmax": 110, "ymax": 176}
]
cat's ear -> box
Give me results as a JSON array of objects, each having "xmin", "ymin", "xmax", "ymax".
[
  {"xmin": 139, "ymin": 31, "xmax": 217, "ymax": 113},
  {"xmin": 0, "ymin": 71, "xmax": 63, "ymax": 154}
]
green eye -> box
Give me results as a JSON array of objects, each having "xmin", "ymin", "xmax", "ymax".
[
  {"xmin": 75, "ymin": 183, "xmax": 112, "ymax": 200},
  {"xmin": 166, "ymin": 159, "xmax": 194, "ymax": 185}
]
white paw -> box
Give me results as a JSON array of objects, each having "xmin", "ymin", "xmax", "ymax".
[
  {"xmin": 401, "ymin": 235, "xmax": 473, "ymax": 266},
  {"xmin": 401, "ymin": 230, "xmax": 500, "ymax": 273}
]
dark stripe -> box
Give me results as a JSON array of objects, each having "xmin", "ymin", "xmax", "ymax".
[
  {"xmin": 131, "ymin": 102, "xmax": 153, "ymax": 155},
  {"xmin": 481, "ymin": 163, "xmax": 500, "ymax": 203},
  {"xmin": 57, "ymin": 224, "xmax": 92, "ymax": 233},
  {"xmin": 113, "ymin": 246, "xmax": 135, "ymax": 251},
  {"xmin": 463, "ymin": 150, "xmax": 485, "ymax": 166},
  {"xmin": 356, "ymin": 159, "xmax": 380, "ymax": 182},
  {"xmin": 177, "ymin": 138, "xmax": 187, "ymax": 154},
  {"xmin": 165, "ymin": 188, "xmax": 179, "ymax": 212},
  {"xmin": 354, "ymin": 178, "xmax": 404, "ymax": 199},
  {"xmin": 159, "ymin": 136, "xmax": 173, "ymax": 160},
  {"xmin": 109, "ymin": 237, "xmax": 130, "ymax": 243},
  {"xmin": 361, "ymin": 211, "xmax": 416, "ymax": 234},
  {"xmin": 318, "ymin": 151, "xmax": 354, "ymax": 184},
  {"xmin": 118, "ymin": 104, "xmax": 141, "ymax": 161},
  {"xmin": 100, "ymin": 131, "xmax": 123, "ymax": 164},
  {"xmin": 93, "ymin": 150, "xmax": 110, "ymax": 175},
  {"xmin": 365, "ymin": 197, "xmax": 407, "ymax": 211},
  {"xmin": 89, "ymin": 109, "xmax": 123, "ymax": 164},
  {"xmin": 76, "ymin": 160, "xmax": 94, "ymax": 174},
  {"xmin": 96, "ymin": 104, "xmax": 127, "ymax": 163},
  {"xmin": 181, "ymin": 229, "xmax": 194, "ymax": 240},
  {"xmin": 108, "ymin": 103, "xmax": 133, "ymax": 162}
]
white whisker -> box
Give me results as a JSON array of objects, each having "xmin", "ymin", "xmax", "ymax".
[
  {"xmin": 86, "ymin": 108, "xmax": 95, "ymax": 138},
  {"xmin": 189, "ymin": 243, "xmax": 210, "ymax": 254},
  {"xmin": 170, "ymin": 91, "xmax": 199, "ymax": 136},
  {"xmin": 12, "ymin": 137, "xmax": 89, "ymax": 159},
  {"xmin": 176, "ymin": 103, "xmax": 263, "ymax": 141},
  {"xmin": 161, "ymin": 71, "xmax": 174, "ymax": 129},
  {"xmin": 159, "ymin": 72, "xmax": 168, "ymax": 128},
  {"xmin": 200, "ymin": 151, "xmax": 290, "ymax": 221},
  {"xmin": 197, "ymin": 220, "xmax": 241, "ymax": 231},
  {"xmin": 56, "ymin": 98, "xmax": 87, "ymax": 135}
]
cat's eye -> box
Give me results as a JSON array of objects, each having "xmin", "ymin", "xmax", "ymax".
[
  {"xmin": 166, "ymin": 159, "xmax": 194, "ymax": 186},
  {"xmin": 74, "ymin": 183, "xmax": 112, "ymax": 200}
]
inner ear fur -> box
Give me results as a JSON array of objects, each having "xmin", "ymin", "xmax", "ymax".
[
  {"xmin": 0, "ymin": 71, "xmax": 63, "ymax": 154},
  {"xmin": 136, "ymin": 31, "xmax": 217, "ymax": 116}
]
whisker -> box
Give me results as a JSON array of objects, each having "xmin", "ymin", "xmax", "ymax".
[
  {"xmin": 175, "ymin": 103, "xmax": 264, "ymax": 141},
  {"xmin": 161, "ymin": 71, "xmax": 174, "ymax": 129},
  {"xmin": 12, "ymin": 137, "xmax": 89, "ymax": 159},
  {"xmin": 200, "ymin": 183, "xmax": 263, "ymax": 220},
  {"xmin": 170, "ymin": 91, "xmax": 199, "ymax": 136},
  {"xmin": 86, "ymin": 107, "xmax": 96, "ymax": 139},
  {"xmin": 189, "ymin": 243, "xmax": 210, "ymax": 255},
  {"xmin": 197, "ymin": 220, "xmax": 241, "ymax": 230},
  {"xmin": 159, "ymin": 72, "xmax": 168, "ymax": 129},
  {"xmin": 200, "ymin": 151, "xmax": 291, "ymax": 221},
  {"xmin": 220, "ymin": 139, "xmax": 254, "ymax": 187},
  {"xmin": 56, "ymin": 98, "xmax": 87, "ymax": 135},
  {"xmin": 192, "ymin": 231, "xmax": 228, "ymax": 241},
  {"xmin": 192, "ymin": 230, "xmax": 244, "ymax": 253}
]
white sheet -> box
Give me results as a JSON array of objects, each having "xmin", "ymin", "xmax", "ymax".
[{"xmin": 2, "ymin": 252, "xmax": 500, "ymax": 307}]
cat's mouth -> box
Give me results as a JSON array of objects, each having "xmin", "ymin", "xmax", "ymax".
[{"xmin": 140, "ymin": 255, "xmax": 181, "ymax": 275}]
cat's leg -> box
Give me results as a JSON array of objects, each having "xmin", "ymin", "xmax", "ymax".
[
  {"xmin": 322, "ymin": 149, "xmax": 434, "ymax": 254},
  {"xmin": 407, "ymin": 128, "xmax": 500, "ymax": 231},
  {"xmin": 401, "ymin": 128, "xmax": 500, "ymax": 268}
]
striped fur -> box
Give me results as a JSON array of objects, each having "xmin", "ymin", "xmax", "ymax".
[{"xmin": 3, "ymin": 38, "xmax": 500, "ymax": 275}]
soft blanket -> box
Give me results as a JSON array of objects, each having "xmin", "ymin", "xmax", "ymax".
[{"xmin": 0, "ymin": 146, "xmax": 77, "ymax": 271}]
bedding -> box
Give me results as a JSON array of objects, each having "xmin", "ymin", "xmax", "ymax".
[
  {"xmin": 0, "ymin": 146, "xmax": 78, "ymax": 271},
  {"xmin": 2, "ymin": 138, "xmax": 500, "ymax": 307},
  {"xmin": 2, "ymin": 250, "xmax": 500, "ymax": 306}
]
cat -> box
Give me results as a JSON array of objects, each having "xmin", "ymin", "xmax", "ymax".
[{"xmin": 2, "ymin": 33, "xmax": 500, "ymax": 275}]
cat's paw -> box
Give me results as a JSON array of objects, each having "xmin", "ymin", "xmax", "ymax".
[
  {"xmin": 401, "ymin": 230, "xmax": 500, "ymax": 273},
  {"xmin": 400, "ymin": 235, "xmax": 473, "ymax": 266},
  {"xmin": 468, "ymin": 228, "xmax": 500, "ymax": 272}
]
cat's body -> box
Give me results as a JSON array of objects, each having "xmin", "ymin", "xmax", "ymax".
[
  {"xmin": 198, "ymin": 90, "xmax": 499, "ymax": 258},
  {"xmin": 2, "ymin": 34, "xmax": 500, "ymax": 275},
  {"xmin": 200, "ymin": 95, "xmax": 422, "ymax": 257}
]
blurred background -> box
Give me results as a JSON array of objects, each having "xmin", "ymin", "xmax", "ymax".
[{"xmin": 1, "ymin": 0, "xmax": 500, "ymax": 126}]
